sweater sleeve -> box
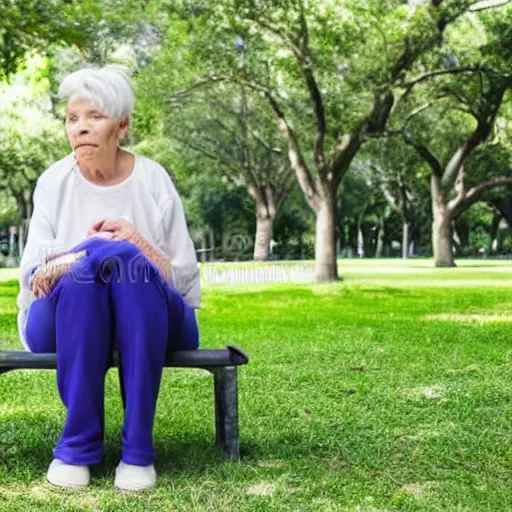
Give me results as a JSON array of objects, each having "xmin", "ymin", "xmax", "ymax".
[
  {"xmin": 159, "ymin": 195, "xmax": 201, "ymax": 309},
  {"xmin": 16, "ymin": 182, "xmax": 57, "ymax": 349}
]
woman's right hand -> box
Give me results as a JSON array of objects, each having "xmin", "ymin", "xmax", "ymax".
[
  {"xmin": 87, "ymin": 219, "xmax": 114, "ymax": 239},
  {"xmin": 31, "ymin": 263, "xmax": 71, "ymax": 298}
]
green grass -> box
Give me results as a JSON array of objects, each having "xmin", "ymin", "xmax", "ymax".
[{"xmin": 0, "ymin": 260, "xmax": 511, "ymax": 510}]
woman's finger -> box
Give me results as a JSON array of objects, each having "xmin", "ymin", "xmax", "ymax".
[
  {"xmin": 92, "ymin": 219, "xmax": 106, "ymax": 231},
  {"xmin": 87, "ymin": 220, "xmax": 107, "ymax": 237},
  {"xmin": 97, "ymin": 219, "xmax": 119, "ymax": 232}
]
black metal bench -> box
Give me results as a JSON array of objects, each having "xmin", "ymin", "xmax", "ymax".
[{"xmin": 0, "ymin": 346, "xmax": 249, "ymax": 460}]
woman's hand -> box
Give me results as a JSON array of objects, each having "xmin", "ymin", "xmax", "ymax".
[
  {"xmin": 31, "ymin": 263, "xmax": 72, "ymax": 298},
  {"xmin": 88, "ymin": 218, "xmax": 139, "ymax": 243},
  {"xmin": 87, "ymin": 218, "xmax": 172, "ymax": 281}
]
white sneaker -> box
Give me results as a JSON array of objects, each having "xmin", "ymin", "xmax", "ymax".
[
  {"xmin": 47, "ymin": 458, "xmax": 90, "ymax": 488},
  {"xmin": 114, "ymin": 461, "xmax": 156, "ymax": 491}
]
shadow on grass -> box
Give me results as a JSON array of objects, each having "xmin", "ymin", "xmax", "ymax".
[
  {"xmin": 98, "ymin": 434, "xmax": 224, "ymax": 478},
  {"xmin": 0, "ymin": 413, "xmax": 255, "ymax": 481},
  {"xmin": 0, "ymin": 414, "xmax": 61, "ymax": 477}
]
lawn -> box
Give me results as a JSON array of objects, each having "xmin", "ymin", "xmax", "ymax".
[{"xmin": 0, "ymin": 260, "xmax": 511, "ymax": 511}]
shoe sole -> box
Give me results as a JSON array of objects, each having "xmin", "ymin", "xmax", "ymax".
[
  {"xmin": 47, "ymin": 478, "xmax": 89, "ymax": 488},
  {"xmin": 115, "ymin": 482, "xmax": 156, "ymax": 492}
]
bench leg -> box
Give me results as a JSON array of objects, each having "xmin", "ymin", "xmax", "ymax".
[{"xmin": 213, "ymin": 366, "xmax": 240, "ymax": 461}]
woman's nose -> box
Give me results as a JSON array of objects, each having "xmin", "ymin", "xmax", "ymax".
[{"xmin": 73, "ymin": 118, "xmax": 90, "ymax": 134}]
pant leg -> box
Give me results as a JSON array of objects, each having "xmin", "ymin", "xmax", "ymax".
[
  {"xmin": 166, "ymin": 285, "xmax": 199, "ymax": 351},
  {"xmin": 72, "ymin": 239, "xmax": 200, "ymax": 466},
  {"xmin": 108, "ymin": 243, "xmax": 171, "ymax": 466},
  {"xmin": 25, "ymin": 298, "xmax": 57, "ymax": 354},
  {"xmin": 50, "ymin": 270, "xmax": 113, "ymax": 465}
]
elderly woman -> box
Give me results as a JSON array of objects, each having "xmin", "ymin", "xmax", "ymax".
[{"xmin": 16, "ymin": 65, "xmax": 200, "ymax": 491}]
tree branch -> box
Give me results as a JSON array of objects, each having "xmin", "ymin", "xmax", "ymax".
[
  {"xmin": 403, "ymin": 65, "xmax": 481, "ymax": 94},
  {"xmin": 250, "ymin": 129, "xmax": 283, "ymax": 156},
  {"xmin": 450, "ymin": 177, "xmax": 512, "ymax": 218},
  {"xmin": 380, "ymin": 182, "xmax": 399, "ymax": 211},
  {"xmin": 487, "ymin": 195, "xmax": 512, "ymax": 226},
  {"xmin": 402, "ymin": 133, "xmax": 443, "ymax": 177},
  {"xmin": 172, "ymin": 134, "xmax": 239, "ymax": 173},
  {"xmin": 469, "ymin": 0, "xmax": 511, "ymax": 11},
  {"xmin": 236, "ymin": 78, "xmax": 320, "ymax": 209},
  {"xmin": 251, "ymin": 19, "xmax": 303, "ymax": 57},
  {"xmin": 388, "ymin": 0, "xmax": 453, "ymax": 82},
  {"xmin": 441, "ymin": 82, "xmax": 508, "ymax": 190},
  {"xmin": 365, "ymin": 91, "xmax": 395, "ymax": 135},
  {"xmin": 330, "ymin": 133, "xmax": 364, "ymax": 190},
  {"xmin": 207, "ymin": 95, "xmax": 283, "ymax": 181},
  {"xmin": 370, "ymin": 97, "xmax": 445, "ymax": 141},
  {"xmin": 211, "ymin": 118, "xmax": 244, "ymax": 147},
  {"xmin": 294, "ymin": 11, "xmax": 327, "ymax": 172},
  {"xmin": 251, "ymin": 10, "xmax": 327, "ymax": 173},
  {"xmin": 448, "ymin": 165, "xmax": 468, "ymax": 212},
  {"xmin": 206, "ymin": 96, "xmax": 240, "ymax": 117},
  {"xmin": 168, "ymin": 76, "xmax": 227, "ymax": 103},
  {"xmin": 402, "ymin": 101, "xmax": 438, "ymax": 131},
  {"xmin": 435, "ymin": 86, "xmax": 479, "ymax": 118}
]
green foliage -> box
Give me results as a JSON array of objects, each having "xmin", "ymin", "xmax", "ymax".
[
  {"xmin": 479, "ymin": 6, "xmax": 512, "ymax": 70},
  {"xmin": 0, "ymin": 0, "xmax": 84, "ymax": 78},
  {"xmin": 0, "ymin": 56, "xmax": 69, "ymax": 220},
  {"xmin": 1, "ymin": 0, "xmax": 512, "ymax": 261},
  {"xmin": 467, "ymin": 143, "xmax": 512, "ymax": 188}
]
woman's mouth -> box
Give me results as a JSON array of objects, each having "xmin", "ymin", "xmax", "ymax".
[{"xmin": 76, "ymin": 144, "xmax": 98, "ymax": 149}]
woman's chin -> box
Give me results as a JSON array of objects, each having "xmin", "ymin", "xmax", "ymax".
[{"xmin": 75, "ymin": 148, "xmax": 100, "ymax": 162}]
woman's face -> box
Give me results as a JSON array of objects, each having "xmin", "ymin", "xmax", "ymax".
[{"xmin": 65, "ymin": 98, "xmax": 129, "ymax": 162}]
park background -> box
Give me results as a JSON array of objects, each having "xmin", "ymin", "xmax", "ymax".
[{"xmin": 0, "ymin": 0, "xmax": 512, "ymax": 511}]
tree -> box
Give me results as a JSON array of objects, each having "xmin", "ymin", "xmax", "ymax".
[
  {"xmin": 133, "ymin": 136, "xmax": 256, "ymax": 261},
  {"xmin": 357, "ymin": 138, "xmax": 430, "ymax": 258},
  {"xmin": 389, "ymin": 4, "xmax": 512, "ymax": 266},
  {"xmin": 0, "ymin": 0, "xmax": 85, "ymax": 79},
  {"xmin": 168, "ymin": 86, "xmax": 294, "ymax": 260},
  {"xmin": 132, "ymin": 13, "xmax": 296, "ymax": 261},
  {"xmin": 0, "ymin": 56, "xmax": 69, "ymax": 250},
  {"xmin": 166, "ymin": 0, "xmax": 507, "ymax": 279}
]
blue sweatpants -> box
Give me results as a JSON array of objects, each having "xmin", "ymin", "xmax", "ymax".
[{"xmin": 24, "ymin": 238, "xmax": 199, "ymax": 466}]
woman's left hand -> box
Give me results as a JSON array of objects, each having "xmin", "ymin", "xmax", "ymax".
[
  {"xmin": 89, "ymin": 218, "xmax": 140, "ymax": 243},
  {"xmin": 88, "ymin": 218, "xmax": 172, "ymax": 280}
]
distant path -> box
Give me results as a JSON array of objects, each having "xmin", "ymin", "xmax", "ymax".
[
  {"xmin": 0, "ymin": 268, "xmax": 19, "ymax": 282},
  {"xmin": 1, "ymin": 259, "xmax": 511, "ymax": 285}
]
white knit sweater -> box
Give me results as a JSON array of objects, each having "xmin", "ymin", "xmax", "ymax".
[{"xmin": 17, "ymin": 152, "xmax": 200, "ymax": 350}]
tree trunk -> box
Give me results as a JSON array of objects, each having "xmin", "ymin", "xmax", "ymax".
[
  {"xmin": 210, "ymin": 229, "xmax": 216, "ymax": 261},
  {"xmin": 222, "ymin": 232, "xmax": 230, "ymax": 258},
  {"xmin": 433, "ymin": 216, "xmax": 455, "ymax": 267},
  {"xmin": 431, "ymin": 175, "xmax": 455, "ymax": 267},
  {"xmin": 314, "ymin": 199, "xmax": 338, "ymax": 280},
  {"xmin": 18, "ymin": 222, "xmax": 26, "ymax": 258},
  {"xmin": 200, "ymin": 230, "xmax": 208, "ymax": 262},
  {"xmin": 253, "ymin": 214, "xmax": 274, "ymax": 261},
  {"xmin": 432, "ymin": 209, "xmax": 455, "ymax": 267},
  {"xmin": 402, "ymin": 222, "xmax": 409, "ymax": 259},
  {"xmin": 375, "ymin": 216, "xmax": 385, "ymax": 258},
  {"xmin": 356, "ymin": 202, "xmax": 367, "ymax": 259},
  {"xmin": 488, "ymin": 213, "xmax": 501, "ymax": 254}
]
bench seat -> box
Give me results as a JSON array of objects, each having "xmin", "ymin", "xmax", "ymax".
[{"xmin": 0, "ymin": 345, "xmax": 249, "ymax": 460}]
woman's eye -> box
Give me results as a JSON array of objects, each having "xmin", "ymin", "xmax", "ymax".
[{"xmin": 92, "ymin": 114, "xmax": 103, "ymax": 120}]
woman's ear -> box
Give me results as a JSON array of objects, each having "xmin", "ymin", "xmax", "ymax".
[{"xmin": 118, "ymin": 117, "xmax": 130, "ymax": 140}]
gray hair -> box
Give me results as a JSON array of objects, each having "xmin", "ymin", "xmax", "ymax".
[{"xmin": 58, "ymin": 65, "xmax": 134, "ymax": 120}]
